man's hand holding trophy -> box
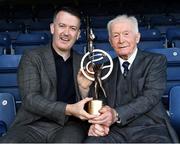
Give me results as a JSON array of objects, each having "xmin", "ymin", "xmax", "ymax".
[{"xmin": 79, "ymin": 16, "xmax": 113, "ymax": 115}]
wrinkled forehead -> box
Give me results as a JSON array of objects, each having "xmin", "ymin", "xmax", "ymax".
[
  {"xmin": 110, "ymin": 19, "xmax": 136, "ymax": 34},
  {"xmin": 111, "ymin": 19, "xmax": 134, "ymax": 29}
]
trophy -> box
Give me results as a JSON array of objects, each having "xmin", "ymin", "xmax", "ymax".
[{"xmin": 80, "ymin": 16, "xmax": 113, "ymax": 115}]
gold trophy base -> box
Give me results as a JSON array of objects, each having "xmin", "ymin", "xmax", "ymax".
[{"xmin": 88, "ymin": 100, "xmax": 103, "ymax": 115}]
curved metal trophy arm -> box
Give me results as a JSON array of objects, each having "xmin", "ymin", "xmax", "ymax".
[{"xmin": 80, "ymin": 16, "xmax": 113, "ymax": 114}]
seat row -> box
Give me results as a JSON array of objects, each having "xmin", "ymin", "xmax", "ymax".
[
  {"xmin": 77, "ymin": 27, "xmax": 180, "ymax": 49},
  {"xmin": 1, "ymin": 85, "xmax": 180, "ymax": 137},
  {"xmin": 1, "ymin": 26, "xmax": 180, "ymax": 54},
  {"xmin": 0, "ymin": 32, "xmax": 50, "ymax": 54}
]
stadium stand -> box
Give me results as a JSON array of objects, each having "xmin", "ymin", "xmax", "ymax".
[{"xmin": 0, "ymin": 55, "xmax": 22, "ymax": 109}]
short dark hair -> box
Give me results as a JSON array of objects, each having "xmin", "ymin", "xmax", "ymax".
[{"xmin": 53, "ymin": 6, "xmax": 81, "ymax": 22}]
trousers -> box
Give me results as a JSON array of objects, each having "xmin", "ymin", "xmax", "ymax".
[{"xmin": 0, "ymin": 117, "xmax": 89, "ymax": 143}]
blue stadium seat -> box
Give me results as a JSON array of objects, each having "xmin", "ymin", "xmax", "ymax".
[
  {"xmin": 138, "ymin": 29, "xmax": 166, "ymax": 50},
  {"xmin": 0, "ymin": 93, "xmax": 16, "ymax": 130},
  {"xmin": 73, "ymin": 43, "xmax": 86, "ymax": 54},
  {"xmin": 169, "ymin": 86, "xmax": 180, "ymax": 137},
  {"xmin": 0, "ymin": 33, "xmax": 11, "ymax": 48},
  {"xmin": 166, "ymin": 28, "xmax": 180, "ymax": 47},
  {"xmin": 0, "ymin": 55, "xmax": 22, "ymax": 108},
  {"xmin": 138, "ymin": 28, "xmax": 165, "ymax": 50},
  {"xmin": 0, "ymin": 121, "xmax": 6, "ymax": 136},
  {"xmin": 0, "ymin": 47, "xmax": 4, "ymax": 55},
  {"xmin": 0, "ymin": 33, "xmax": 11, "ymax": 54},
  {"xmin": 12, "ymin": 32, "xmax": 50, "ymax": 54},
  {"xmin": 93, "ymin": 28, "xmax": 108, "ymax": 43},
  {"xmin": 0, "ymin": 22, "xmax": 25, "ymax": 40},
  {"xmin": 76, "ymin": 29, "xmax": 86, "ymax": 44},
  {"xmin": 154, "ymin": 25, "xmax": 177, "ymax": 35},
  {"xmin": 94, "ymin": 43, "xmax": 112, "ymax": 51}
]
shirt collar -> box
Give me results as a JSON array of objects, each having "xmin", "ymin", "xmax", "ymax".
[
  {"xmin": 51, "ymin": 45, "xmax": 72, "ymax": 62},
  {"xmin": 118, "ymin": 47, "xmax": 138, "ymax": 72}
]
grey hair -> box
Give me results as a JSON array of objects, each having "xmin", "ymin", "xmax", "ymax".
[{"xmin": 107, "ymin": 14, "xmax": 139, "ymax": 36}]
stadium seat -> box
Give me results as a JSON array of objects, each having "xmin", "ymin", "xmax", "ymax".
[
  {"xmin": 76, "ymin": 29, "xmax": 86, "ymax": 44},
  {"xmin": 94, "ymin": 42, "xmax": 113, "ymax": 51},
  {"xmin": 73, "ymin": 43, "xmax": 87, "ymax": 54},
  {"xmin": 138, "ymin": 28, "xmax": 165, "ymax": 50},
  {"xmin": 0, "ymin": 55, "xmax": 22, "ymax": 108},
  {"xmin": 0, "ymin": 33, "xmax": 11, "ymax": 48},
  {"xmin": 169, "ymin": 86, "xmax": 180, "ymax": 137},
  {"xmin": 93, "ymin": 28, "xmax": 108, "ymax": 43},
  {"xmin": 0, "ymin": 47, "xmax": 4, "ymax": 55},
  {"xmin": 0, "ymin": 93, "xmax": 16, "ymax": 130},
  {"xmin": 0, "ymin": 33, "xmax": 11, "ymax": 54},
  {"xmin": 0, "ymin": 121, "xmax": 6, "ymax": 136},
  {"xmin": 166, "ymin": 28, "xmax": 180, "ymax": 47},
  {"xmin": 12, "ymin": 32, "xmax": 50, "ymax": 54},
  {"xmin": 0, "ymin": 22, "xmax": 25, "ymax": 40}
]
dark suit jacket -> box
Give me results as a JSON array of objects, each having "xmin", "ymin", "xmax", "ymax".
[
  {"xmin": 12, "ymin": 44, "xmax": 82, "ymax": 127},
  {"xmin": 103, "ymin": 49, "xmax": 179, "ymax": 142}
]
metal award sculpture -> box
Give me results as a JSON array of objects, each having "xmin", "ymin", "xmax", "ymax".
[{"xmin": 80, "ymin": 16, "xmax": 113, "ymax": 115}]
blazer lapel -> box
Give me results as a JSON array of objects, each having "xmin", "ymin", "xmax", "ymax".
[
  {"xmin": 72, "ymin": 51, "xmax": 83, "ymax": 100},
  {"xmin": 130, "ymin": 49, "xmax": 146, "ymax": 97},
  {"xmin": 42, "ymin": 45, "xmax": 57, "ymax": 88}
]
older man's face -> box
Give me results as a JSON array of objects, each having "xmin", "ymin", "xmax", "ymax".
[{"xmin": 109, "ymin": 20, "xmax": 140, "ymax": 60}]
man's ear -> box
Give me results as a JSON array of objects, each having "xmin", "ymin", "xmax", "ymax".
[
  {"xmin": 109, "ymin": 37, "xmax": 112, "ymax": 46},
  {"xmin": 50, "ymin": 23, "xmax": 54, "ymax": 34},
  {"xmin": 136, "ymin": 32, "xmax": 141, "ymax": 44}
]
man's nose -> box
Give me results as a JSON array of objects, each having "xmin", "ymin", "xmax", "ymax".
[
  {"xmin": 118, "ymin": 34, "xmax": 124, "ymax": 43},
  {"xmin": 63, "ymin": 27, "xmax": 69, "ymax": 35}
]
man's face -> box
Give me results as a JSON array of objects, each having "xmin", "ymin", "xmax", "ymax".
[
  {"xmin": 109, "ymin": 20, "xmax": 140, "ymax": 60},
  {"xmin": 50, "ymin": 11, "xmax": 80, "ymax": 52}
]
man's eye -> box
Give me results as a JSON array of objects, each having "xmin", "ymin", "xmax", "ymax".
[
  {"xmin": 59, "ymin": 24, "xmax": 65, "ymax": 27},
  {"xmin": 124, "ymin": 32, "xmax": 129, "ymax": 36},
  {"xmin": 113, "ymin": 35, "xmax": 118, "ymax": 38},
  {"xmin": 71, "ymin": 27, "xmax": 77, "ymax": 31}
]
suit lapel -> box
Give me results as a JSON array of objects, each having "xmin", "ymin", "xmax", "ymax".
[
  {"xmin": 42, "ymin": 45, "xmax": 57, "ymax": 88},
  {"xmin": 72, "ymin": 51, "xmax": 82, "ymax": 100},
  {"xmin": 130, "ymin": 49, "xmax": 146, "ymax": 97}
]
